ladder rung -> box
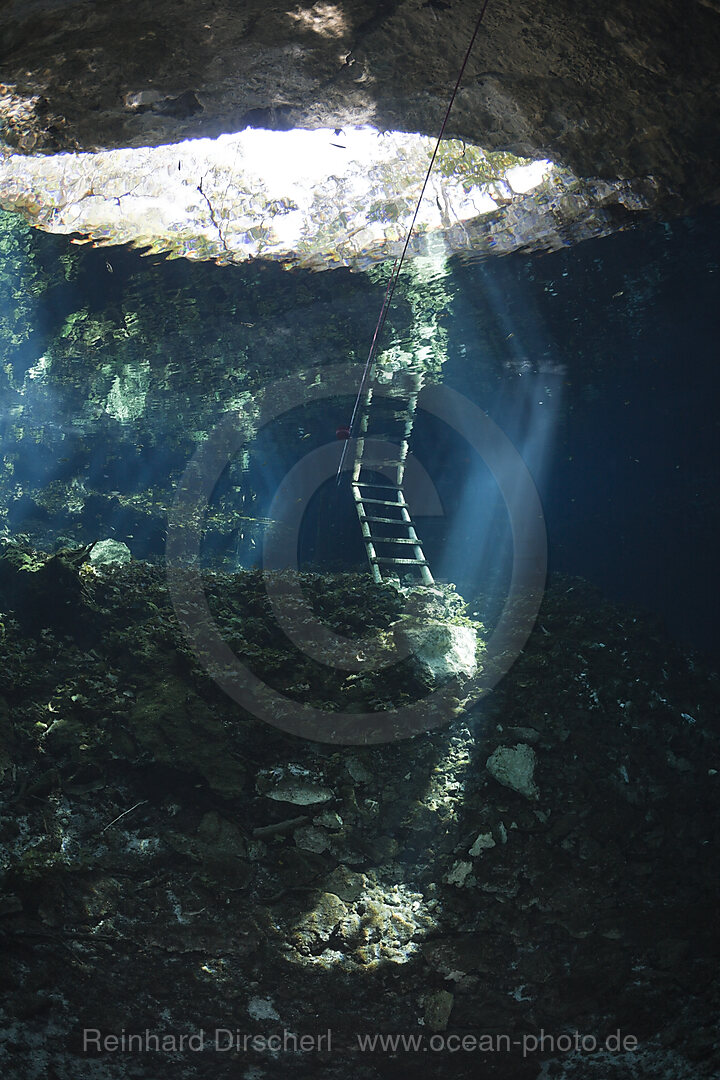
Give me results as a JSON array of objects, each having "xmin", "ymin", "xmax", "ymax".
[
  {"xmin": 375, "ymin": 385, "xmax": 416, "ymax": 397},
  {"xmin": 355, "ymin": 467, "xmax": 405, "ymax": 478},
  {"xmin": 353, "ymin": 482, "xmax": 399, "ymax": 490},
  {"xmin": 360, "ymin": 458, "xmax": 405, "ymax": 468},
  {"xmin": 360, "ymin": 515, "xmax": 410, "ymax": 524},
  {"xmin": 367, "ymin": 537, "xmax": 421, "ymax": 545},
  {"xmin": 370, "ymin": 409, "xmax": 413, "ymax": 420},
  {"xmin": 357, "ymin": 497, "xmax": 404, "ymax": 507},
  {"xmin": 372, "ymin": 556, "xmax": 429, "ymax": 566},
  {"xmin": 383, "ymin": 370, "xmax": 422, "ymax": 385}
]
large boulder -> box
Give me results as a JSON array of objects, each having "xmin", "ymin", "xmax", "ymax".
[
  {"xmin": 486, "ymin": 742, "xmax": 540, "ymax": 800},
  {"xmin": 395, "ymin": 618, "xmax": 478, "ymax": 684},
  {"xmin": 89, "ymin": 538, "xmax": 132, "ymax": 567}
]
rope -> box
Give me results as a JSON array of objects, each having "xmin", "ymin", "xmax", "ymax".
[{"xmin": 337, "ymin": 0, "xmax": 492, "ymax": 482}]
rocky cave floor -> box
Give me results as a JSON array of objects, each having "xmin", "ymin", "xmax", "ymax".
[{"xmin": 0, "ymin": 543, "xmax": 718, "ymax": 1079}]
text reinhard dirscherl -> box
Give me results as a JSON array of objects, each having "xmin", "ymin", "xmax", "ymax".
[
  {"xmin": 83, "ymin": 1029, "xmax": 332, "ymax": 1053},
  {"xmin": 82, "ymin": 1028, "xmax": 640, "ymax": 1058}
]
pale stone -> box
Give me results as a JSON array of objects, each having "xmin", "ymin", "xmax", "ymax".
[
  {"xmin": 257, "ymin": 766, "xmax": 333, "ymax": 805},
  {"xmin": 265, "ymin": 779, "xmax": 333, "ymax": 805},
  {"xmin": 398, "ymin": 620, "xmax": 478, "ymax": 683},
  {"xmin": 89, "ymin": 539, "xmax": 131, "ymax": 566},
  {"xmin": 486, "ymin": 743, "xmax": 539, "ymax": 800},
  {"xmin": 247, "ymin": 997, "xmax": 279, "ymax": 1021},
  {"xmin": 469, "ymin": 832, "xmax": 496, "ymax": 857},
  {"xmin": 446, "ymin": 860, "xmax": 473, "ymax": 886}
]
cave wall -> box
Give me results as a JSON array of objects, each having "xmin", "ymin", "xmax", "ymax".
[{"xmin": 1, "ymin": 0, "xmax": 719, "ymax": 206}]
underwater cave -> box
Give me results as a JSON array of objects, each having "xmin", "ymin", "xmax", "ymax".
[{"xmin": 0, "ymin": 1, "xmax": 719, "ymax": 1078}]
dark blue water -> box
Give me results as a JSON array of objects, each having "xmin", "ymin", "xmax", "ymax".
[{"xmin": 424, "ymin": 212, "xmax": 720, "ymax": 654}]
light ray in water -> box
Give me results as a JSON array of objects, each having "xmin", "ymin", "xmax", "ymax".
[{"xmin": 435, "ymin": 267, "xmax": 563, "ymax": 610}]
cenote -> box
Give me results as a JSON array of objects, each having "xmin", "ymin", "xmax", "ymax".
[{"xmin": 0, "ymin": 2, "xmax": 719, "ymax": 1078}]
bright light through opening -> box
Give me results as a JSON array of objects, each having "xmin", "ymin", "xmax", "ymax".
[{"xmin": 0, "ymin": 126, "xmax": 555, "ymax": 269}]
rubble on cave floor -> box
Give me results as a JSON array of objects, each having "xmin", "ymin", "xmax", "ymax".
[{"xmin": 0, "ymin": 546, "xmax": 718, "ymax": 1079}]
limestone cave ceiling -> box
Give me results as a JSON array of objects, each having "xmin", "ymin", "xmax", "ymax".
[{"xmin": 0, "ymin": 0, "xmax": 718, "ymax": 268}]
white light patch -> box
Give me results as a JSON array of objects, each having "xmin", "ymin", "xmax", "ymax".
[
  {"xmin": 0, "ymin": 128, "xmax": 557, "ymax": 268},
  {"xmin": 505, "ymin": 159, "xmax": 552, "ymax": 194}
]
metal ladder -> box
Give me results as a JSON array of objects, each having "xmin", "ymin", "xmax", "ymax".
[{"xmin": 348, "ymin": 364, "xmax": 434, "ymax": 586}]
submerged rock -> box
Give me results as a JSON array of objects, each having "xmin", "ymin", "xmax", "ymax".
[
  {"xmin": 486, "ymin": 743, "xmax": 540, "ymax": 801},
  {"xmin": 291, "ymin": 891, "xmax": 349, "ymax": 956},
  {"xmin": 424, "ymin": 989, "xmax": 455, "ymax": 1033},
  {"xmin": 468, "ymin": 831, "xmax": 496, "ymax": 857},
  {"xmin": 89, "ymin": 538, "xmax": 131, "ymax": 567},
  {"xmin": 257, "ymin": 766, "xmax": 334, "ymax": 806},
  {"xmin": 395, "ymin": 619, "xmax": 478, "ymax": 684}
]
